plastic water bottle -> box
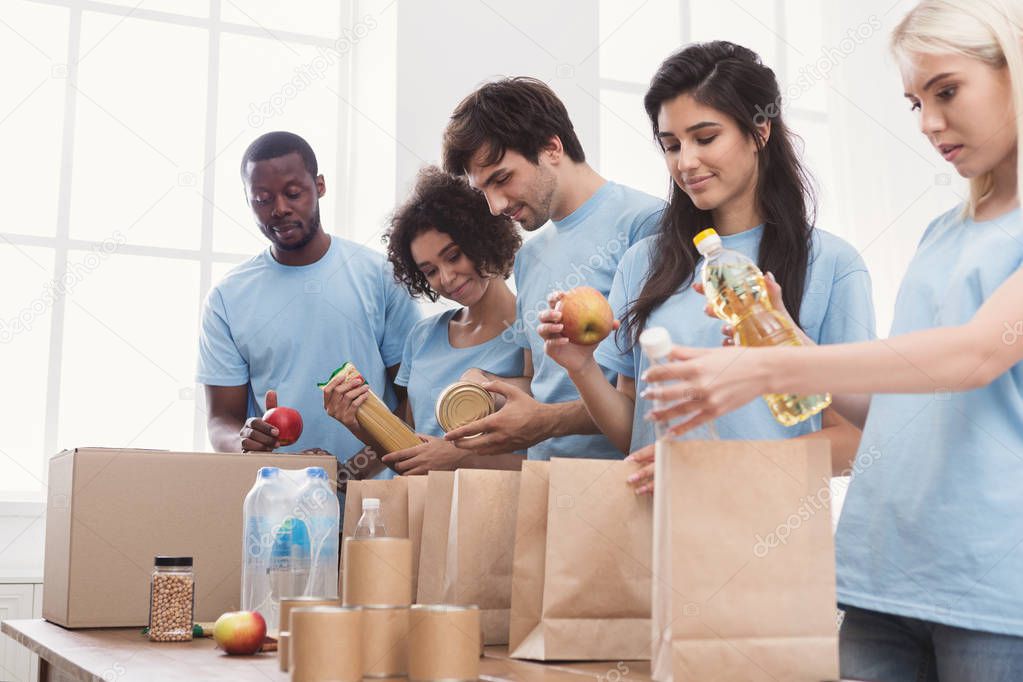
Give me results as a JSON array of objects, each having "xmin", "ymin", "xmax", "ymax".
[
  {"xmin": 639, "ymin": 326, "xmax": 718, "ymax": 443},
  {"xmin": 640, "ymin": 326, "xmax": 715, "ymax": 681},
  {"xmin": 242, "ymin": 467, "xmax": 290, "ymax": 631},
  {"xmin": 353, "ymin": 498, "xmax": 387, "ymax": 538},
  {"xmin": 694, "ymin": 227, "xmax": 830, "ymax": 425},
  {"xmin": 269, "ymin": 516, "xmax": 310, "ymax": 605},
  {"xmin": 296, "ymin": 467, "xmax": 339, "ymax": 598}
]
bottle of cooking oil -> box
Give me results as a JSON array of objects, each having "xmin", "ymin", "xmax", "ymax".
[{"xmin": 693, "ymin": 228, "xmax": 830, "ymax": 426}]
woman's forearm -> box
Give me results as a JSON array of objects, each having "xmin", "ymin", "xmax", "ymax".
[
  {"xmin": 566, "ymin": 358, "xmax": 635, "ymax": 453},
  {"xmin": 766, "ymin": 323, "xmax": 1005, "ymax": 397}
]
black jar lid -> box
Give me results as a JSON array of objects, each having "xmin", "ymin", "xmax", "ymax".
[{"xmin": 154, "ymin": 556, "xmax": 193, "ymax": 567}]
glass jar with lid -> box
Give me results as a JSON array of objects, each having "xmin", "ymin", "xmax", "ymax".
[{"xmin": 148, "ymin": 556, "xmax": 194, "ymax": 642}]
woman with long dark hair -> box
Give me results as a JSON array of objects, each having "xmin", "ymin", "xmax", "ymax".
[{"xmin": 539, "ymin": 41, "xmax": 875, "ymax": 490}]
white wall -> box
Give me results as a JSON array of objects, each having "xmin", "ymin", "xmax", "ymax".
[
  {"xmin": 394, "ymin": 0, "xmax": 600, "ymax": 196},
  {"xmin": 0, "ymin": 505, "xmax": 46, "ymax": 578}
]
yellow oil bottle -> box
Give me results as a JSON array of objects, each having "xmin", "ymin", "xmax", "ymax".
[{"xmin": 693, "ymin": 228, "xmax": 830, "ymax": 426}]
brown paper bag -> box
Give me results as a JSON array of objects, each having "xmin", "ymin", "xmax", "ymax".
[
  {"xmin": 508, "ymin": 458, "xmax": 653, "ymax": 661},
  {"xmin": 342, "ymin": 476, "xmax": 429, "ymax": 598},
  {"xmin": 416, "ymin": 469, "xmax": 521, "ymax": 645},
  {"xmin": 652, "ymin": 439, "xmax": 839, "ymax": 682}
]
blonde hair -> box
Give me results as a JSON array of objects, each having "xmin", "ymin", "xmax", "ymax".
[{"xmin": 891, "ymin": 0, "xmax": 1023, "ymax": 217}]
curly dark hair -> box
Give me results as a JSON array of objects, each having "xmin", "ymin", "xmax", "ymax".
[{"xmin": 385, "ymin": 166, "xmax": 522, "ymax": 301}]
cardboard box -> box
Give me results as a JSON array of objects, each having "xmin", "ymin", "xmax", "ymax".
[{"xmin": 43, "ymin": 447, "xmax": 339, "ymax": 628}]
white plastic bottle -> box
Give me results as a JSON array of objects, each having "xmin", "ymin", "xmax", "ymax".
[
  {"xmin": 296, "ymin": 467, "xmax": 339, "ymax": 598},
  {"xmin": 639, "ymin": 326, "xmax": 718, "ymax": 443},
  {"xmin": 639, "ymin": 326, "xmax": 715, "ymax": 681},
  {"xmin": 353, "ymin": 498, "xmax": 387, "ymax": 539},
  {"xmin": 241, "ymin": 467, "xmax": 289, "ymax": 632}
]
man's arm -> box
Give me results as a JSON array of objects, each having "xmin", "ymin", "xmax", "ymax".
[
  {"xmin": 443, "ymin": 381, "xmax": 600, "ymax": 455},
  {"xmin": 205, "ymin": 384, "xmax": 279, "ymax": 452}
]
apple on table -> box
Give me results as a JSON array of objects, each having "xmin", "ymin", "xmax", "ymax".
[{"xmin": 213, "ymin": 610, "xmax": 267, "ymax": 655}]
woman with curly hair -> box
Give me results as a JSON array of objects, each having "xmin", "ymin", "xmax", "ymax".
[{"xmin": 325, "ymin": 165, "xmax": 525, "ymax": 473}]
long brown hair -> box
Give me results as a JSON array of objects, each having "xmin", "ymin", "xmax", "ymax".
[{"xmin": 619, "ymin": 41, "xmax": 816, "ymax": 349}]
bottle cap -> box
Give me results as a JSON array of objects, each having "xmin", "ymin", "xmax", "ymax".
[
  {"xmin": 693, "ymin": 228, "xmax": 722, "ymax": 255},
  {"xmin": 362, "ymin": 498, "xmax": 380, "ymax": 511},
  {"xmin": 639, "ymin": 327, "xmax": 672, "ymax": 360},
  {"xmin": 305, "ymin": 467, "xmax": 328, "ymax": 479},
  {"xmin": 154, "ymin": 556, "xmax": 193, "ymax": 567},
  {"xmin": 259, "ymin": 466, "xmax": 280, "ymax": 478}
]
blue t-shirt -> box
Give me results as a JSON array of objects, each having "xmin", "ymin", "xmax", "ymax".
[
  {"xmin": 512, "ymin": 180, "xmax": 664, "ymax": 460},
  {"xmin": 394, "ymin": 308, "xmax": 525, "ymax": 438},
  {"xmin": 836, "ymin": 205, "xmax": 1023, "ymax": 636},
  {"xmin": 595, "ymin": 226, "xmax": 876, "ymax": 452},
  {"xmin": 197, "ymin": 236, "xmax": 422, "ymax": 477}
]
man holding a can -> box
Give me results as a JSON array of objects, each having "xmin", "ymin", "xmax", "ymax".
[{"xmin": 440, "ymin": 77, "xmax": 665, "ymax": 461}]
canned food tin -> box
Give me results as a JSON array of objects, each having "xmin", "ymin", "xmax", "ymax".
[{"xmin": 435, "ymin": 382, "xmax": 495, "ymax": 436}]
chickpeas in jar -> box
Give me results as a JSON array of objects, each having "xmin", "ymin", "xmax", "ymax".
[{"xmin": 148, "ymin": 556, "xmax": 195, "ymax": 642}]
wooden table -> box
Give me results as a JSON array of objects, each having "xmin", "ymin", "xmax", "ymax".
[{"xmin": 2, "ymin": 619, "xmax": 652, "ymax": 681}]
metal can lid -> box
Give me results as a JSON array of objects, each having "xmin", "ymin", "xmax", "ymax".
[{"xmin": 435, "ymin": 382, "xmax": 495, "ymax": 435}]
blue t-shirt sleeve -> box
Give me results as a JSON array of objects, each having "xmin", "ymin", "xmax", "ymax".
[
  {"xmin": 196, "ymin": 288, "xmax": 249, "ymax": 386},
  {"xmin": 594, "ymin": 255, "xmax": 636, "ymax": 377},
  {"xmin": 816, "ymin": 262, "xmax": 877, "ymax": 346},
  {"xmin": 394, "ymin": 322, "xmax": 418, "ymax": 388},
  {"xmin": 631, "ymin": 205, "xmax": 664, "ymax": 244},
  {"xmin": 379, "ymin": 267, "xmax": 421, "ymax": 368}
]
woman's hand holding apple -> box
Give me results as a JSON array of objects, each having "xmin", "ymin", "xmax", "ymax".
[{"xmin": 538, "ymin": 291, "xmax": 619, "ymax": 376}]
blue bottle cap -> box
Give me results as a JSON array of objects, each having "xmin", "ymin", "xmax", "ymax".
[
  {"xmin": 305, "ymin": 467, "xmax": 327, "ymax": 479},
  {"xmin": 259, "ymin": 466, "xmax": 281, "ymax": 478}
]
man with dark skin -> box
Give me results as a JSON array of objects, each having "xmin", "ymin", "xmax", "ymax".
[{"xmin": 198, "ymin": 131, "xmax": 420, "ymax": 483}]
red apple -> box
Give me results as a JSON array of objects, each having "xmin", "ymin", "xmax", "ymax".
[
  {"xmin": 263, "ymin": 406, "xmax": 303, "ymax": 446},
  {"xmin": 213, "ymin": 610, "xmax": 267, "ymax": 655},
  {"xmin": 556, "ymin": 286, "xmax": 614, "ymax": 345}
]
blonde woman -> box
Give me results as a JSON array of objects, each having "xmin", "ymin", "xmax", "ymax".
[{"xmin": 643, "ymin": 1, "xmax": 1023, "ymax": 678}]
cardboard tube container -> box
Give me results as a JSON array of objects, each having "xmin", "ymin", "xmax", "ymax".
[
  {"xmin": 362, "ymin": 605, "xmax": 410, "ymax": 678},
  {"xmin": 289, "ymin": 606, "xmax": 363, "ymax": 682},
  {"xmin": 278, "ymin": 632, "xmax": 290, "ymax": 673},
  {"xmin": 342, "ymin": 537, "xmax": 412, "ymax": 606},
  {"xmin": 408, "ymin": 605, "xmax": 480, "ymax": 681},
  {"xmin": 278, "ymin": 597, "xmax": 339, "ymax": 672}
]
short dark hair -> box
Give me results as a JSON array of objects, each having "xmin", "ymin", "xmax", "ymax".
[
  {"xmin": 385, "ymin": 166, "xmax": 522, "ymax": 302},
  {"xmin": 240, "ymin": 131, "xmax": 318, "ymax": 179},
  {"xmin": 442, "ymin": 77, "xmax": 586, "ymax": 175}
]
